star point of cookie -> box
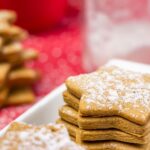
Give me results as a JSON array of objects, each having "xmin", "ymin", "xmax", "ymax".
[{"xmin": 66, "ymin": 66, "xmax": 150, "ymax": 125}]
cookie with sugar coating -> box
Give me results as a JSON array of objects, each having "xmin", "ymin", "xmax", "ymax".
[
  {"xmin": 59, "ymin": 104, "xmax": 150, "ymax": 137},
  {"xmin": 0, "ymin": 122, "xmax": 85, "ymax": 150},
  {"xmin": 58, "ymin": 115, "xmax": 149, "ymax": 144},
  {"xmin": 66, "ymin": 66, "xmax": 150, "ymax": 126}
]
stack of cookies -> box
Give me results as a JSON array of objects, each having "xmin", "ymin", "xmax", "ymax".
[
  {"xmin": 0, "ymin": 10, "xmax": 39, "ymax": 107},
  {"xmin": 59, "ymin": 66, "xmax": 150, "ymax": 150}
]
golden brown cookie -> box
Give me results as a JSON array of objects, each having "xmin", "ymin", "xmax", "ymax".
[
  {"xmin": 58, "ymin": 119, "xmax": 149, "ymax": 150},
  {"xmin": 0, "ymin": 122, "xmax": 85, "ymax": 150},
  {"xmin": 21, "ymin": 49, "xmax": 39, "ymax": 61},
  {"xmin": 2, "ymin": 42, "xmax": 23, "ymax": 56},
  {"xmin": 59, "ymin": 105, "xmax": 78, "ymax": 126},
  {"xmin": 60, "ymin": 97, "xmax": 150, "ymax": 137},
  {"xmin": 77, "ymin": 115, "xmax": 150, "ymax": 138},
  {"xmin": 66, "ymin": 66, "xmax": 150, "ymax": 126},
  {"xmin": 0, "ymin": 37, "xmax": 3, "ymax": 49},
  {"xmin": 0, "ymin": 22, "xmax": 28, "ymax": 42},
  {"xmin": 78, "ymin": 129, "xmax": 147, "ymax": 144},
  {"xmin": 0, "ymin": 10, "xmax": 16, "ymax": 23},
  {"xmin": 0, "ymin": 10, "xmax": 39, "ymax": 108},
  {"xmin": 6, "ymin": 87, "xmax": 35, "ymax": 105},
  {"xmin": 77, "ymin": 140, "xmax": 146, "ymax": 150},
  {"xmin": 70, "ymin": 136, "xmax": 76, "ymax": 142},
  {"xmin": 63, "ymin": 90, "xmax": 79, "ymax": 110},
  {"xmin": 1, "ymin": 49, "xmax": 38, "ymax": 66},
  {"xmin": 0, "ymin": 86, "xmax": 9, "ymax": 106},
  {"xmin": 10, "ymin": 49, "xmax": 39, "ymax": 66},
  {"xmin": 0, "ymin": 63, "xmax": 11, "ymax": 86},
  {"xmin": 59, "ymin": 118, "xmax": 149, "ymax": 144},
  {"xmin": 1, "ymin": 42, "xmax": 23, "ymax": 62},
  {"xmin": 8, "ymin": 68, "xmax": 39, "ymax": 86}
]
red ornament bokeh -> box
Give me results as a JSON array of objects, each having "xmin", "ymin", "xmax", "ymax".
[{"xmin": 0, "ymin": 0, "xmax": 68, "ymax": 32}]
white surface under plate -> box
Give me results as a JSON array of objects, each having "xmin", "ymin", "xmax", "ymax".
[{"xmin": 0, "ymin": 59, "xmax": 150, "ymax": 135}]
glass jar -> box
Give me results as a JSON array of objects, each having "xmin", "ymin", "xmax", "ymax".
[{"xmin": 83, "ymin": 0, "xmax": 150, "ymax": 71}]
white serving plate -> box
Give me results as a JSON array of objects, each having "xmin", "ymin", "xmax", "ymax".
[{"xmin": 0, "ymin": 59, "xmax": 150, "ymax": 135}]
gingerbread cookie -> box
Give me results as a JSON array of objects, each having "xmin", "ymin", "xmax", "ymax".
[
  {"xmin": 63, "ymin": 90, "xmax": 79, "ymax": 110},
  {"xmin": 0, "ymin": 22, "xmax": 27, "ymax": 42},
  {"xmin": 1, "ymin": 42, "xmax": 23, "ymax": 63},
  {"xmin": 8, "ymin": 68, "xmax": 39, "ymax": 86},
  {"xmin": 1, "ymin": 49, "xmax": 38, "ymax": 66},
  {"xmin": 21, "ymin": 49, "xmax": 39, "ymax": 61},
  {"xmin": 59, "ymin": 105, "xmax": 78, "ymax": 126},
  {"xmin": 59, "ymin": 117, "xmax": 149, "ymax": 144},
  {"xmin": 58, "ymin": 119, "xmax": 149, "ymax": 150},
  {"xmin": 66, "ymin": 66, "xmax": 150, "ymax": 125},
  {"xmin": 0, "ymin": 10, "xmax": 39, "ymax": 108},
  {"xmin": 0, "ymin": 63, "xmax": 11, "ymax": 86},
  {"xmin": 2, "ymin": 42, "xmax": 22, "ymax": 56},
  {"xmin": 59, "ymin": 105, "xmax": 150, "ymax": 137},
  {"xmin": 0, "ymin": 10, "xmax": 16, "ymax": 23},
  {"xmin": 62, "ymin": 92, "xmax": 150, "ymax": 136},
  {"xmin": 0, "ymin": 37, "xmax": 3, "ymax": 49},
  {"xmin": 6, "ymin": 87, "xmax": 35, "ymax": 105},
  {"xmin": 0, "ymin": 86, "xmax": 9, "ymax": 106},
  {"xmin": 0, "ymin": 122, "xmax": 85, "ymax": 150},
  {"xmin": 60, "ymin": 66, "xmax": 150, "ymax": 149},
  {"xmin": 78, "ymin": 140, "xmax": 146, "ymax": 150}
]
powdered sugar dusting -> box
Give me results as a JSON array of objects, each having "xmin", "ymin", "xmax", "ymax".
[
  {"xmin": 0, "ymin": 122, "xmax": 85, "ymax": 150},
  {"xmin": 68, "ymin": 66, "xmax": 150, "ymax": 114}
]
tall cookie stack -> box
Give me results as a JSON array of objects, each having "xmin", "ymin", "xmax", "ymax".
[
  {"xmin": 0, "ymin": 10, "xmax": 39, "ymax": 107},
  {"xmin": 59, "ymin": 66, "xmax": 150, "ymax": 150}
]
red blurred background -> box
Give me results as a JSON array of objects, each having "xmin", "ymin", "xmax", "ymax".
[{"xmin": 0, "ymin": 0, "xmax": 70, "ymax": 32}]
